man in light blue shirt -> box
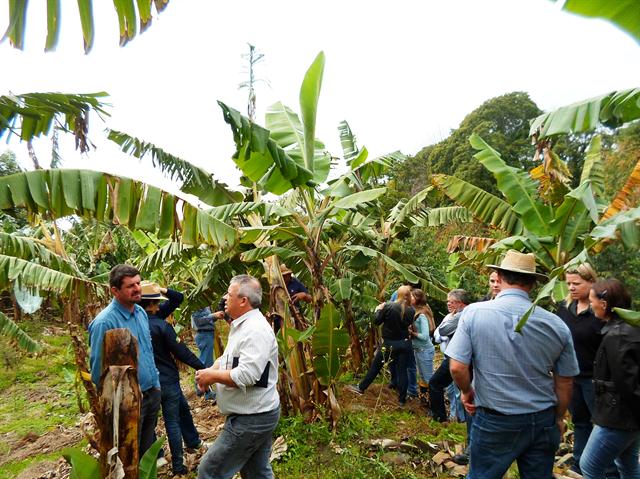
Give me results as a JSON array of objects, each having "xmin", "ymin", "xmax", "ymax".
[
  {"xmin": 447, "ymin": 250, "xmax": 579, "ymax": 479},
  {"xmin": 89, "ymin": 264, "xmax": 161, "ymax": 459}
]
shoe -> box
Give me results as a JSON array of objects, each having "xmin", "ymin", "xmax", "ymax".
[
  {"xmin": 346, "ymin": 384, "xmax": 364, "ymax": 395},
  {"xmin": 172, "ymin": 466, "xmax": 188, "ymax": 476},
  {"xmin": 186, "ymin": 440, "xmax": 211, "ymax": 452},
  {"xmin": 156, "ymin": 457, "xmax": 168, "ymax": 468},
  {"xmin": 452, "ymin": 453, "xmax": 469, "ymax": 465}
]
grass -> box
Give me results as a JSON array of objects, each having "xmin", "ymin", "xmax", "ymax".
[
  {"xmin": 272, "ymin": 398, "xmax": 468, "ymax": 478},
  {"xmin": 0, "ymin": 317, "xmax": 84, "ymax": 478}
]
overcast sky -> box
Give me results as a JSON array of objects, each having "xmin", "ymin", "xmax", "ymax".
[{"xmin": 1, "ymin": 0, "xmax": 639, "ymax": 195}]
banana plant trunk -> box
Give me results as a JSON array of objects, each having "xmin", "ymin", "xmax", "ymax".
[
  {"xmin": 342, "ymin": 299, "xmax": 364, "ymax": 372},
  {"xmin": 97, "ymin": 329, "xmax": 142, "ymax": 479}
]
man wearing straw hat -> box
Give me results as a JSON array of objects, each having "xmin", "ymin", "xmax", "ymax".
[{"xmin": 447, "ymin": 250, "xmax": 579, "ymax": 478}]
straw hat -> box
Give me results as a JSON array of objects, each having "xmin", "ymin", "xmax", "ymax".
[
  {"xmin": 487, "ymin": 250, "xmax": 547, "ymax": 280},
  {"xmin": 280, "ymin": 264, "xmax": 293, "ymax": 275},
  {"xmin": 140, "ymin": 281, "xmax": 168, "ymax": 300}
]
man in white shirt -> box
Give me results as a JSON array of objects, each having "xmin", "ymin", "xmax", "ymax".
[{"xmin": 195, "ymin": 275, "xmax": 280, "ymax": 479}]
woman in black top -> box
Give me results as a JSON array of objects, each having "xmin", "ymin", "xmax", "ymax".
[
  {"xmin": 556, "ymin": 263, "xmax": 602, "ymax": 474},
  {"xmin": 580, "ymin": 279, "xmax": 640, "ymax": 479},
  {"xmin": 347, "ymin": 286, "xmax": 414, "ymax": 405}
]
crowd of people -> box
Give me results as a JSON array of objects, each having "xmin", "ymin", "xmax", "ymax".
[
  {"xmin": 88, "ymin": 265, "xmax": 280, "ymax": 478},
  {"xmin": 348, "ymin": 250, "xmax": 640, "ymax": 479},
  {"xmin": 86, "ymin": 253, "xmax": 640, "ymax": 479}
]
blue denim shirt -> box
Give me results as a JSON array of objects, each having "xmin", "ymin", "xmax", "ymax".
[
  {"xmin": 447, "ymin": 288, "xmax": 579, "ymax": 414},
  {"xmin": 89, "ymin": 299, "xmax": 160, "ymax": 391}
]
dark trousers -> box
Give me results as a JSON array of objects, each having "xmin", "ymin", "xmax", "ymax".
[
  {"xmin": 161, "ymin": 381, "xmax": 201, "ymax": 473},
  {"xmin": 429, "ymin": 357, "xmax": 453, "ymax": 421},
  {"xmin": 140, "ymin": 387, "xmax": 161, "ymax": 459},
  {"xmin": 359, "ymin": 339, "xmax": 412, "ymax": 403}
]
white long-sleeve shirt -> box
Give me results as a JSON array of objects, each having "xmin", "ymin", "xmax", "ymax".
[{"xmin": 215, "ymin": 308, "xmax": 280, "ymax": 415}]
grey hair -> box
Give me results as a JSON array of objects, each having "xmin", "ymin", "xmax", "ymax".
[
  {"xmin": 230, "ymin": 274, "xmax": 262, "ymax": 308},
  {"xmin": 448, "ymin": 288, "xmax": 472, "ymax": 305}
]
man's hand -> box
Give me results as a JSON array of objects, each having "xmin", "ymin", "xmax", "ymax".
[
  {"xmin": 213, "ymin": 311, "xmax": 224, "ymax": 320},
  {"xmin": 461, "ymin": 388, "xmax": 476, "ymax": 415},
  {"xmin": 292, "ymin": 292, "xmax": 312, "ymax": 303},
  {"xmin": 195, "ymin": 366, "xmax": 216, "ymax": 392},
  {"xmin": 557, "ymin": 416, "xmax": 566, "ymax": 437}
]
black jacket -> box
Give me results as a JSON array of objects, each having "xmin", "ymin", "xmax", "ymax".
[
  {"xmin": 375, "ymin": 302, "xmax": 414, "ymax": 341},
  {"xmin": 592, "ymin": 317, "xmax": 640, "ymax": 431},
  {"xmin": 148, "ymin": 289, "xmax": 205, "ymax": 385}
]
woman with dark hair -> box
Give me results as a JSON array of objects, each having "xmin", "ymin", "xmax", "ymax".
[
  {"xmin": 556, "ymin": 263, "xmax": 604, "ymax": 474},
  {"xmin": 347, "ymin": 286, "xmax": 415, "ymax": 405},
  {"xmin": 580, "ymin": 278, "xmax": 640, "ymax": 479}
]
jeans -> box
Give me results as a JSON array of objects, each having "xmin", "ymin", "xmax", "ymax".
[
  {"xmin": 195, "ymin": 330, "xmax": 216, "ymax": 400},
  {"xmin": 429, "ymin": 357, "xmax": 453, "ymax": 421},
  {"xmin": 161, "ymin": 381, "xmax": 201, "ymax": 473},
  {"xmin": 140, "ymin": 387, "xmax": 161, "ymax": 459},
  {"xmin": 468, "ymin": 406, "xmax": 560, "ymax": 479},
  {"xmin": 198, "ymin": 407, "xmax": 280, "ymax": 479},
  {"xmin": 359, "ymin": 339, "xmax": 412, "ymax": 403},
  {"xmin": 413, "ymin": 346, "xmax": 435, "ymax": 384},
  {"xmin": 570, "ymin": 376, "xmax": 596, "ymax": 469},
  {"xmin": 580, "ymin": 425, "xmax": 640, "ymax": 479},
  {"xmin": 407, "ymin": 349, "xmax": 418, "ymax": 396}
]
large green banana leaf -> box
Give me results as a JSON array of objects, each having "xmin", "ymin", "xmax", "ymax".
[
  {"xmin": 0, "ymin": 232, "xmax": 82, "ymax": 276},
  {"xmin": 412, "ymin": 206, "xmax": 471, "ymax": 227},
  {"xmin": 312, "ymin": 301, "xmax": 349, "ymax": 386},
  {"xmin": 108, "ymin": 129, "xmax": 244, "ymax": 206},
  {"xmin": 586, "ymin": 206, "xmax": 640, "ymax": 250},
  {"xmin": 550, "ymin": 181, "xmax": 599, "ymax": 256},
  {"xmin": 344, "ymin": 245, "xmax": 447, "ymax": 300},
  {"xmin": 530, "ymin": 88, "xmax": 640, "ymax": 138},
  {"xmin": 431, "ymin": 174, "xmax": 523, "ymax": 235},
  {"xmin": 218, "ymin": 102, "xmax": 314, "ymax": 195},
  {"xmin": 0, "ymin": 254, "xmax": 104, "ymax": 298},
  {"xmin": 387, "ymin": 186, "xmax": 434, "ymax": 232},
  {"xmin": 560, "ymin": 0, "xmax": 640, "ymax": 44},
  {"xmin": 470, "ymin": 133, "xmax": 552, "ymax": 235},
  {"xmin": 2, "ymin": 0, "xmax": 170, "ymax": 53},
  {"xmin": 265, "ymin": 102, "xmax": 331, "ymax": 185},
  {"xmin": 0, "ymin": 310, "xmax": 40, "ymax": 352},
  {"xmin": 300, "ymin": 52, "xmax": 325, "ymax": 173},
  {"xmin": 0, "ymin": 92, "xmax": 108, "ymax": 146},
  {"xmin": 0, "ymin": 169, "xmax": 237, "ymax": 247},
  {"xmin": 338, "ymin": 120, "xmax": 360, "ymax": 165},
  {"xmin": 580, "ymin": 135, "xmax": 606, "ymax": 200},
  {"xmin": 239, "ymin": 246, "xmax": 303, "ymax": 263}
]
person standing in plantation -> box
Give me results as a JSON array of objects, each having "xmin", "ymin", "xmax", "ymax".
[
  {"xmin": 347, "ymin": 286, "xmax": 415, "ymax": 406},
  {"xmin": 429, "ymin": 289, "xmax": 471, "ymax": 422},
  {"xmin": 141, "ymin": 282, "xmax": 206, "ymax": 477},
  {"xmin": 192, "ymin": 301, "xmax": 224, "ymax": 401},
  {"xmin": 580, "ymin": 278, "xmax": 640, "ymax": 479},
  {"xmin": 556, "ymin": 264, "xmax": 617, "ymax": 476},
  {"xmin": 88, "ymin": 264, "xmax": 161, "ymax": 459},
  {"xmin": 195, "ymin": 275, "xmax": 280, "ymax": 479},
  {"xmin": 409, "ymin": 289, "xmax": 436, "ymax": 387},
  {"xmin": 448, "ymin": 250, "xmax": 579, "ymax": 478}
]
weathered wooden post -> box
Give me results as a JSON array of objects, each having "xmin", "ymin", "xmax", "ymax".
[{"xmin": 97, "ymin": 328, "xmax": 142, "ymax": 479}]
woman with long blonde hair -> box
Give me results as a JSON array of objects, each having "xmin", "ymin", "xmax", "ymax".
[
  {"xmin": 347, "ymin": 285, "xmax": 415, "ymax": 406},
  {"xmin": 556, "ymin": 263, "xmax": 605, "ymax": 474}
]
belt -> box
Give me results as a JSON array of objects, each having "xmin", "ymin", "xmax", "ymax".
[{"xmin": 478, "ymin": 407, "xmax": 507, "ymax": 416}]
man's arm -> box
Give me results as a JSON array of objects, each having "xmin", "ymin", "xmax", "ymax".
[
  {"xmin": 163, "ymin": 323, "xmax": 205, "ymax": 370},
  {"xmin": 553, "ymin": 375, "xmax": 574, "ymax": 433},
  {"xmin": 157, "ymin": 288, "xmax": 184, "ymax": 319},
  {"xmin": 450, "ymin": 358, "xmax": 475, "ymax": 415}
]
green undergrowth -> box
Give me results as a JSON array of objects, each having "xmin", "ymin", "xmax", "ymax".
[
  {"xmin": 0, "ymin": 317, "xmax": 84, "ymax": 477},
  {"xmin": 272, "ymin": 406, "xmax": 467, "ymax": 478}
]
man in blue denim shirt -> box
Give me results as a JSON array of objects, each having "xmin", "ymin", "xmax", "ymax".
[
  {"xmin": 89, "ymin": 264, "xmax": 161, "ymax": 459},
  {"xmin": 448, "ymin": 251, "xmax": 579, "ymax": 479}
]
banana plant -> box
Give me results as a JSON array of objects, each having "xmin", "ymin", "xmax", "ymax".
[{"xmin": 2, "ymin": 0, "xmax": 171, "ymax": 53}]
